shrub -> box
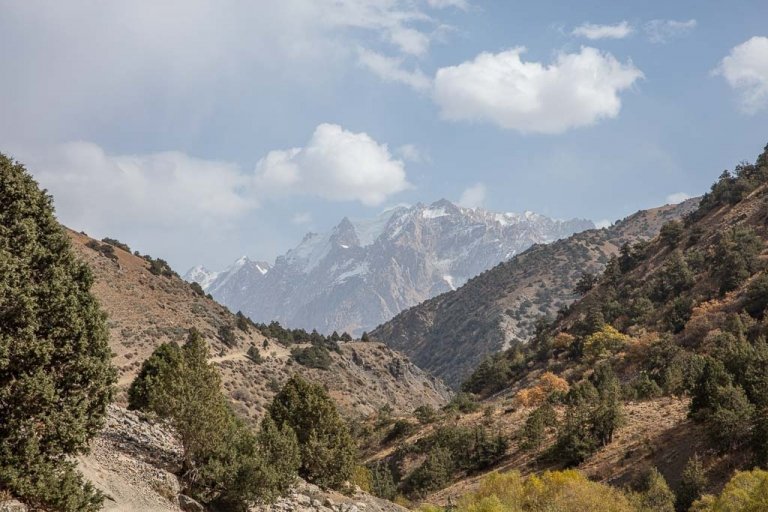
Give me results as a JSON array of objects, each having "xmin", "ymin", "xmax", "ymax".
[
  {"xmin": 0, "ymin": 155, "xmax": 115, "ymax": 511},
  {"xmin": 744, "ymin": 273, "xmax": 768, "ymax": 317},
  {"xmin": 235, "ymin": 312, "xmax": 251, "ymax": 333},
  {"xmin": 247, "ymin": 345, "xmax": 263, "ymax": 364},
  {"xmin": 218, "ymin": 324, "xmax": 237, "ymax": 348},
  {"xmin": 291, "ymin": 345, "xmax": 332, "ymax": 370},
  {"xmin": 414, "ymin": 405, "xmax": 438, "ymax": 425},
  {"xmin": 146, "ymin": 256, "xmax": 176, "ymax": 277},
  {"xmin": 444, "ymin": 392, "xmax": 480, "ymax": 413},
  {"xmin": 439, "ymin": 470, "xmax": 637, "ymax": 512},
  {"xmin": 623, "ymin": 372, "xmax": 662, "ymax": 401},
  {"xmin": 385, "ymin": 420, "xmax": 415, "ymax": 443},
  {"xmin": 268, "ymin": 375, "xmax": 356, "ymax": 489},
  {"xmin": 190, "ymin": 281, "xmax": 205, "ymax": 296},
  {"xmin": 101, "ymin": 237, "xmax": 131, "ymax": 252},
  {"xmin": 692, "ymin": 469, "xmax": 768, "ymax": 511}
]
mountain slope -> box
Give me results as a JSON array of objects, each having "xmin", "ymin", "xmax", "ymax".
[
  {"xmin": 372, "ymin": 198, "xmax": 699, "ymax": 388},
  {"xmin": 67, "ymin": 230, "xmax": 451, "ymax": 418},
  {"xmin": 362, "ymin": 143, "xmax": 768, "ymax": 507},
  {"xmin": 187, "ymin": 200, "xmax": 593, "ymax": 335}
]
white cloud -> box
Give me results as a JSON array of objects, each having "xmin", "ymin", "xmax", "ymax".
[
  {"xmin": 0, "ymin": 1, "xmax": 454, "ymax": 143},
  {"xmin": 458, "ymin": 183, "xmax": 486, "ymax": 208},
  {"xmin": 666, "ymin": 192, "xmax": 691, "ymax": 204},
  {"xmin": 255, "ymin": 123, "xmax": 412, "ymax": 206},
  {"xmin": 357, "ymin": 48, "xmax": 432, "ymax": 90},
  {"xmin": 644, "ymin": 19, "xmax": 697, "ymax": 44},
  {"xmin": 714, "ymin": 36, "xmax": 768, "ymax": 114},
  {"xmin": 433, "ymin": 47, "xmax": 643, "ymax": 133},
  {"xmin": 397, "ymin": 144, "xmax": 431, "ymax": 163},
  {"xmin": 595, "ymin": 219, "xmax": 613, "ymax": 229},
  {"xmin": 13, "ymin": 123, "xmax": 411, "ymax": 239},
  {"xmin": 572, "ymin": 21, "xmax": 633, "ymax": 40},
  {"xmin": 19, "ymin": 142, "xmax": 253, "ymax": 232},
  {"xmin": 291, "ymin": 212, "xmax": 313, "ymax": 225},
  {"xmin": 425, "ymin": 0, "xmax": 469, "ymax": 9}
]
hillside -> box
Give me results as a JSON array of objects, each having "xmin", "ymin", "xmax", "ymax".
[
  {"xmin": 67, "ymin": 230, "xmax": 451, "ymax": 419},
  {"xmin": 372, "ymin": 199, "xmax": 699, "ymax": 388},
  {"xmin": 187, "ymin": 200, "xmax": 593, "ymax": 336},
  {"xmin": 356, "ymin": 143, "xmax": 768, "ymax": 509}
]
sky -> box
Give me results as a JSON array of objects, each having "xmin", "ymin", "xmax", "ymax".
[{"xmin": 1, "ymin": 1, "xmax": 767, "ymax": 272}]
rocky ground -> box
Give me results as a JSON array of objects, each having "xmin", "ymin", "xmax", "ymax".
[{"xmin": 65, "ymin": 405, "xmax": 407, "ymax": 512}]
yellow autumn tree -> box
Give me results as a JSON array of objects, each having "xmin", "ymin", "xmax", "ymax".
[{"xmin": 583, "ymin": 325, "xmax": 630, "ymax": 358}]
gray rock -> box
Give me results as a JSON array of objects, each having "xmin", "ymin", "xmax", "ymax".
[
  {"xmin": 178, "ymin": 494, "xmax": 204, "ymax": 512},
  {"xmin": 0, "ymin": 500, "xmax": 27, "ymax": 512}
]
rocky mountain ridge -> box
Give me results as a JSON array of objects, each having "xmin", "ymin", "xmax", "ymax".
[
  {"xmin": 372, "ymin": 198, "xmax": 700, "ymax": 387},
  {"xmin": 187, "ymin": 200, "xmax": 593, "ymax": 336}
]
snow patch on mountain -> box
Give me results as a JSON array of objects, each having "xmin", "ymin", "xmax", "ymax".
[{"xmin": 188, "ymin": 199, "xmax": 594, "ymax": 335}]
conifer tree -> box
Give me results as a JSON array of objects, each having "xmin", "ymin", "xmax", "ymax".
[
  {"xmin": 269, "ymin": 375, "xmax": 356, "ymax": 489},
  {"xmin": 0, "ymin": 154, "xmax": 115, "ymax": 511}
]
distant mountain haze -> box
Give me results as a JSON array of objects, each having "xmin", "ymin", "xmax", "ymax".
[{"xmin": 186, "ymin": 199, "xmax": 594, "ymax": 335}]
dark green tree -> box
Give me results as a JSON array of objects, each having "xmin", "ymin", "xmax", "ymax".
[
  {"xmin": 633, "ymin": 467, "xmax": 675, "ymax": 512},
  {"xmin": 676, "ymin": 454, "xmax": 707, "ymax": 512},
  {"xmin": 0, "ymin": 154, "xmax": 116, "ymax": 511},
  {"xmin": 128, "ymin": 342, "xmax": 183, "ymax": 410},
  {"xmin": 268, "ymin": 375, "xmax": 356, "ymax": 489},
  {"xmin": 591, "ymin": 364, "xmax": 624, "ymax": 446},
  {"xmin": 131, "ymin": 330, "xmax": 298, "ymax": 509}
]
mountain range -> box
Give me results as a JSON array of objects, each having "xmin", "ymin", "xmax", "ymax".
[
  {"xmin": 372, "ymin": 198, "xmax": 700, "ymax": 387},
  {"xmin": 186, "ymin": 199, "xmax": 593, "ymax": 335}
]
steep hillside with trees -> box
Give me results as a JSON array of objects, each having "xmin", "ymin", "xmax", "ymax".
[
  {"xmin": 372, "ymin": 199, "xmax": 699, "ymax": 388},
  {"xmin": 66, "ymin": 230, "xmax": 452, "ymax": 419},
  {"xmin": 356, "ymin": 143, "xmax": 768, "ymax": 511}
]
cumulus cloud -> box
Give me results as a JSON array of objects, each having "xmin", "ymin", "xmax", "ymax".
[
  {"xmin": 458, "ymin": 183, "xmax": 486, "ymax": 208},
  {"xmin": 666, "ymin": 192, "xmax": 691, "ymax": 204},
  {"xmin": 255, "ymin": 124, "xmax": 412, "ymax": 206},
  {"xmin": 572, "ymin": 21, "xmax": 633, "ymax": 40},
  {"xmin": 0, "ymin": 1, "xmax": 454, "ymax": 143},
  {"xmin": 13, "ymin": 123, "xmax": 411, "ymax": 240},
  {"xmin": 714, "ymin": 36, "xmax": 768, "ymax": 114},
  {"xmin": 18, "ymin": 142, "xmax": 253, "ymax": 232},
  {"xmin": 644, "ymin": 19, "xmax": 697, "ymax": 43},
  {"xmin": 433, "ymin": 47, "xmax": 643, "ymax": 133},
  {"xmin": 357, "ymin": 48, "xmax": 432, "ymax": 90},
  {"xmin": 397, "ymin": 144, "xmax": 431, "ymax": 163}
]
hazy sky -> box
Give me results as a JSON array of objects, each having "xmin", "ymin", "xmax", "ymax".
[{"xmin": 1, "ymin": 1, "xmax": 767, "ymax": 271}]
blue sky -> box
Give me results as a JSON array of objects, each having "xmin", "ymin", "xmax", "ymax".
[{"xmin": 1, "ymin": 1, "xmax": 767, "ymax": 271}]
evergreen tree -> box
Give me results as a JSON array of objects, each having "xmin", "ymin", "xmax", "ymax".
[
  {"xmin": 676, "ymin": 454, "xmax": 707, "ymax": 512},
  {"xmin": 632, "ymin": 468, "xmax": 675, "ymax": 512},
  {"xmin": 127, "ymin": 342, "xmax": 183, "ymax": 410},
  {"xmin": 131, "ymin": 329, "xmax": 298, "ymax": 508},
  {"xmin": 269, "ymin": 375, "xmax": 357, "ymax": 489},
  {"xmin": 0, "ymin": 154, "xmax": 116, "ymax": 511},
  {"xmin": 590, "ymin": 364, "xmax": 624, "ymax": 446}
]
